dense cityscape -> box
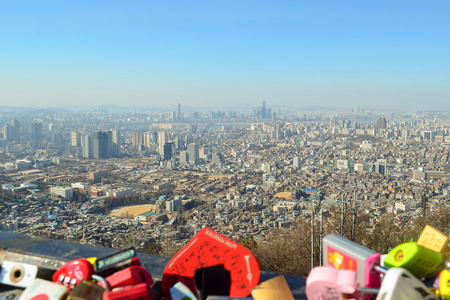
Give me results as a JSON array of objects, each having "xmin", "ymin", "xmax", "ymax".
[{"xmin": 1, "ymin": 104, "xmax": 450, "ymax": 267}]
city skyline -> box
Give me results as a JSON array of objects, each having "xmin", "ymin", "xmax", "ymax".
[{"xmin": 1, "ymin": 1, "xmax": 449, "ymax": 110}]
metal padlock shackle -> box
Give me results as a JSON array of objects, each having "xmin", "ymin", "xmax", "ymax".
[{"xmin": 92, "ymin": 274, "xmax": 109, "ymax": 291}]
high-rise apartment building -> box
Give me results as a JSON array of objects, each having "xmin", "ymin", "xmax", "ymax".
[
  {"xmin": 31, "ymin": 122, "xmax": 43, "ymax": 141},
  {"xmin": 423, "ymin": 131, "xmax": 435, "ymax": 141},
  {"xmin": 132, "ymin": 131, "xmax": 144, "ymax": 148},
  {"xmin": 150, "ymin": 131, "xmax": 158, "ymax": 144},
  {"xmin": 373, "ymin": 159, "xmax": 387, "ymax": 176},
  {"xmin": 93, "ymin": 131, "xmax": 113, "ymax": 159},
  {"xmin": 158, "ymin": 131, "xmax": 166, "ymax": 155},
  {"xmin": 82, "ymin": 134, "xmax": 93, "ymax": 158},
  {"xmin": 293, "ymin": 156, "xmax": 301, "ymax": 169},
  {"xmin": 185, "ymin": 134, "xmax": 193, "ymax": 146},
  {"xmin": 11, "ymin": 120, "xmax": 20, "ymax": 141},
  {"xmin": 180, "ymin": 151, "xmax": 189, "ymax": 164},
  {"xmin": 71, "ymin": 130, "xmax": 82, "ymax": 147},
  {"xmin": 188, "ymin": 143, "xmax": 199, "ymax": 165},
  {"xmin": 112, "ymin": 129, "xmax": 121, "ymax": 157},
  {"xmin": 166, "ymin": 198, "xmax": 182, "ymax": 211},
  {"xmin": 174, "ymin": 136, "xmax": 182, "ymax": 150},
  {"xmin": 377, "ymin": 117, "xmax": 387, "ymax": 130},
  {"xmin": 2, "ymin": 124, "xmax": 11, "ymax": 141},
  {"xmin": 81, "ymin": 130, "xmax": 118, "ymax": 159},
  {"xmin": 163, "ymin": 142, "xmax": 173, "ymax": 160},
  {"xmin": 48, "ymin": 124, "xmax": 59, "ymax": 140}
]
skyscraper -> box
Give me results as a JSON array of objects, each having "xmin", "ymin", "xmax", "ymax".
[
  {"xmin": 373, "ymin": 159, "xmax": 387, "ymax": 176},
  {"xmin": 82, "ymin": 134, "xmax": 93, "ymax": 158},
  {"xmin": 163, "ymin": 142, "xmax": 173, "ymax": 160},
  {"xmin": 185, "ymin": 134, "xmax": 194, "ymax": 146},
  {"xmin": 93, "ymin": 131, "xmax": 113, "ymax": 158},
  {"xmin": 93, "ymin": 131, "xmax": 103, "ymax": 158},
  {"xmin": 174, "ymin": 136, "xmax": 182, "ymax": 150},
  {"xmin": 31, "ymin": 122, "xmax": 43, "ymax": 141},
  {"xmin": 178, "ymin": 103, "xmax": 181, "ymax": 121},
  {"xmin": 48, "ymin": 124, "xmax": 59, "ymax": 140},
  {"xmin": 423, "ymin": 131, "xmax": 434, "ymax": 141},
  {"xmin": 377, "ymin": 117, "xmax": 387, "ymax": 130},
  {"xmin": 11, "ymin": 120, "xmax": 20, "ymax": 141},
  {"xmin": 132, "ymin": 131, "xmax": 144, "ymax": 149},
  {"xmin": 71, "ymin": 130, "xmax": 82, "ymax": 147},
  {"xmin": 3, "ymin": 124, "xmax": 11, "ymax": 141},
  {"xmin": 180, "ymin": 151, "xmax": 189, "ymax": 164},
  {"xmin": 112, "ymin": 129, "xmax": 121, "ymax": 157},
  {"xmin": 158, "ymin": 131, "xmax": 166, "ymax": 155},
  {"xmin": 261, "ymin": 101, "xmax": 267, "ymax": 119},
  {"xmin": 188, "ymin": 143, "xmax": 199, "ymax": 165},
  {"xmin": 293, "ymin": 156, "xmax": 301, "ymax": 169}
]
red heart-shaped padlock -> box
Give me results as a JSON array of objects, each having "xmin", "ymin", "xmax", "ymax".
[{"xmin": 162, "ymin": 227, "xmax": 260, "ymax": 299}]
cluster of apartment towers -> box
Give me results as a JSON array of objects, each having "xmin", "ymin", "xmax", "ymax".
[
  {"xmin": 2, "ymin": 120, "xmax": 53, "ymax": 142},
  {"xmin": 132, "ymin": 130, "xmax": 205, "ymax": 165},
  {"xmin": 71, "ymin": 130, "xmax": 121, "ymax": 159},
  {"xmin": 71, "ymin": 128, "xmax": 208, "ymax": 165}
]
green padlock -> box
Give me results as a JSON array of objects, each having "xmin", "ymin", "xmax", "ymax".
[{"xmin": 384, "ymin": 242, "xmax": 442, "ymax": 278}]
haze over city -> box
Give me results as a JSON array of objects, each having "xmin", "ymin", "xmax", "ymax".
[{"xmin": 1, "ymin": 1, "xmax": 449, "ymax": 110}]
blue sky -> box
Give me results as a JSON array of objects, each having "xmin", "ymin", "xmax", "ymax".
[{"xmin": 1, "ymin": 1, "xmax": 449, "ymax": 110}]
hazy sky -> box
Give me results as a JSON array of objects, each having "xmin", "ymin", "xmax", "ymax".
[{"xmin": 1, "ymin": 1, "xmax": 449, "ymax": 110}]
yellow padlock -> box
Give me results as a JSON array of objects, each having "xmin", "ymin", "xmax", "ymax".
[
  {"xmin": 439, "ymin": 269, "xmax": 450, "ymax": 299},
  {"xmin": 417, "ymin": 225, "xmax": 450, "ymax": 260}
]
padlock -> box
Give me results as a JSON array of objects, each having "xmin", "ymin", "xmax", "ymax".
[
  {"xmin": 439, "ymin": 269, "xmax": 450, "ymax": 299},
  {"xmin": 162, "ymin": 227, "xmax": 260, "ymax": 299},
  {"xmin": 323, "ymin": 234, "xmax": 382, "ymax": 300},
  {"xmin": 102, "ymin": 282, "xmax": 150, "ymax": 300},
  {"xmin": 170, "ymin": 282, "xmax": 198, "ymax": 300},
  {"xmin": 306, "ymin": 266, "xmax": 360, "ymax": 300},
  {"xmin": 19, "ymin": 278, "xmax": 68, "ymax": 300},
  {"xmin": 375, "ymin": 267, "xmax": 437, "ymax": 300},
  {"xmin": 383, "ymin": 242, "xmax": 442, "ymax": 278},
  {"xmin": 52, "ymin": 259, "xmax": 95, "ymax": 290},
  {"xmin": 0, "ymin": 260, "xmax": 38, "ymax": 288},
  {"xmin": 67, "ymin": 280, "xmax": 105, "ymax": 300},
  {"xmin": 417, "ymin": 225, "xmax": 450, "ymax": 260},
  {"xmin": 95, "ymin": 246, "xmax": 140, "ymax": 278},
  {"xmin": 97, "ymin": 265, "xmax": 153, "ymax": 290}
]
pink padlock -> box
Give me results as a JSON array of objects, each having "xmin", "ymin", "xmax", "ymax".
[{"xmin": 306, "ymin": 266, "xmax": 362, "ymax": 300}]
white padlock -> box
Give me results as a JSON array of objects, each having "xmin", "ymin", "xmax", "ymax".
[{"xmin": 376, "ymin": 267, "xmax": 437, "ymax": 300}]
